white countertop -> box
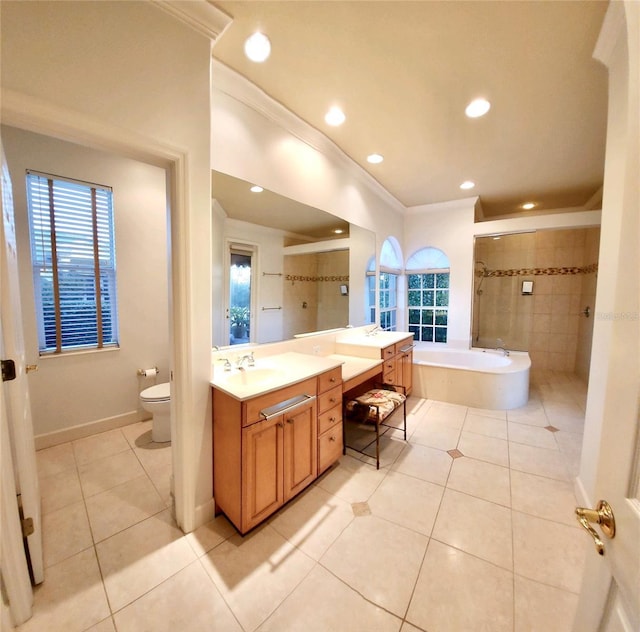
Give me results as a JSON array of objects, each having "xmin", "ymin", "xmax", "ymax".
[
  {"xmin": 211, "ymin": 351, "xmax": 343, "ymax": 401},
  {"xmin": 334, "ymin": 331, "xmax": 414, "ymax": 359},
  {"xmin": 327, "ymin": 354, "xmax": 383, "ymax": 382}
]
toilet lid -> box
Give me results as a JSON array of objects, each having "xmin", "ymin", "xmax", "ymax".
[{"xmin": 140, "ymin": 382, "xmax": 170, "ymax": 402}]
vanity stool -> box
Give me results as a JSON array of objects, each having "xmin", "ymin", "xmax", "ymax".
[{"xmin": 343, "ymin": 384, "xmax": 407, "ymax": 469}]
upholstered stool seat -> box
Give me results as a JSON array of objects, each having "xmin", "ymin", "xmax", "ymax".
[{"xmin": 344, "ymin": 384, "xmax": 407, "ymax": 469}]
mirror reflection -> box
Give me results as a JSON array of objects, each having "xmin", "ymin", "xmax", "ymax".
[
  {"xmin": 472, "ymin": 228, "xmax": 600, "ymax": 378},
  {"xmin": 213, "ymin": 171, "xmax": 375, "ymax": 346}
]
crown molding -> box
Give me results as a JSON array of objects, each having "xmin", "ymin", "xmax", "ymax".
[
  {"xmin": 153, "ymin": 0, "xmax": 232, "ymax": 42},
  {"xmin": 405, "ymin": 196, "xmax": 478, "ymax": 215},
  {"xmin": 212, "ymin": 60, "xmax": 407, "ymax": 215}
]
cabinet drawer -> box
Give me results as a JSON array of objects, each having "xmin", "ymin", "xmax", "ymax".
[
  {"xmin": 318, "ymin": 404, "xmax": 342, "ymax": 435},
  {"xmin": 382, "ymin": 345, "xmax": 395, "ymax": 360},
  {"xmin": 318, "ymin": 367, "xmax": 342, "ymax": 394},
  {"xmin": 318, "ymin": 423, "xmax": 343, "ymax": 473},
  {"xmin": 243, "ymin": 378, "xmax": 317, "ymax": 426},
  {"xmin": 382, "ymin": 370, "xmax": 396, "ymax": 386},
  {"xmin": 318, "ymin": 385, "xmax": 342, "ymax": 415}
]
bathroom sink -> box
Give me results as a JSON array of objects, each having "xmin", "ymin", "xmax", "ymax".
[{"xmin": 222, "ymin": 367, "xmax": 285, "ymax": 387}]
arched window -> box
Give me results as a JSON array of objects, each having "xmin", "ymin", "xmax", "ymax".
[
  {"xmin": 372, "ymin": 238, "xmax": 402, "ymax": 331},
  {"xmin": 406, "ymin": 247, "xmax": 450, "ymax": 343}
]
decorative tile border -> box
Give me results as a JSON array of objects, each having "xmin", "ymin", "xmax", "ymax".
[
  {"xmin": 285, "ymin": 274, "xmax": 349, "ymax": 282},
  {"xmin": 485, "ymin": 263, "xmax": 598, "ymax": 277}
]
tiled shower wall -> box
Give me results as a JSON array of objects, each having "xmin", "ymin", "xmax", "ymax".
[
  {"xmin": 474, "ymin": 227, "xmax": 600, "ymax": 377},
  {"xmin": 282, "ymin": 250, "xmax": 349, "ymax": 339}
]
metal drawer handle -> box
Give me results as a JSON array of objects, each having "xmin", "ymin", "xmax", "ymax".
[{"xmin": 260, "ymin": 394, "xmax": 316, "ymax": 420}]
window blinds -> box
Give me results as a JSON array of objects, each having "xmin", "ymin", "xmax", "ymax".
[{"xmin": 26, "ymin": 171, "xmax": 118, "ymax": 353}]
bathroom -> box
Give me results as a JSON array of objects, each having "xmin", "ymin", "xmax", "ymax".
[{"xmin": 2, "ymin": 2, "xmax": 638, "ymax": 630}]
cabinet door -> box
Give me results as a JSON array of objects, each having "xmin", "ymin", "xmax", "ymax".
[
  {"xmin": 242, "ymin": 416, "xmax": 283, "ymax": 532},
  {"xmin": 283, "ymin": 400, "xmax": 317, "ymax": 502}
]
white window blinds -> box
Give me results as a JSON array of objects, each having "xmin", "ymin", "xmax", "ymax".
[{"xmin": 26, "ymin": 171, "xmax": 119, "ymax": 353}]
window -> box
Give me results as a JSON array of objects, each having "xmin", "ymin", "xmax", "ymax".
[
  {"xmin": 406, "ymin": 247, "xmax": 450, "ymax": 343},
  {"xmin": 26, "ymin": 171, "xmax": 118, "ymax": 354},
  {"xmin": 379, "ymin": 272, "xmax": 398, "ymax": 331}
]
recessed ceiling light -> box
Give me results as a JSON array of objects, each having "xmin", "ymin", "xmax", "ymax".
[
  {"xmin": 521, "ymin": 202, "xmax": 536, "ymax": 210},
  {"xmin": 493, "ymin": 236, "xmax": 501, "ymax": 240},
  {"xmin": 244, "ymin": 32, "xmax": 271, "ymax": 63},
  {"xmin": 367, "ymin": 153, "xmax": 384, "ymax": 164},
  {"xmin": 325, "ymin": 106, "xmax": 346, "ymax": 126},
  {"xmin": 460, "ymin": 180, "xmax": 475, "ymax": 190},
  {"xmin": 333, "ymin": 228, "xmax": 344, "ymax": 234},
  {"xmin": 465, "ymin": 98, "xmax": 491, "ymax": 118},
  {"xmin": 250, "ymin": 185, "xmax": 263, "ymax": 193}
]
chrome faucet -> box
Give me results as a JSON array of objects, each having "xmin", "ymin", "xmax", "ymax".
[
  {"xmin": 496, "ymin": 347, "xmax": 510, "ymax": 357},
  {"xmin": 366, "ymin": 325, "xmax": 380, "ymax": 336},
  {"xmin": 236, "ymin": 352, "xmax": 255, "ymax": 369},
  {"xmin": 218, "ymin": 358, "xmax": 232, "ymax": 371}
]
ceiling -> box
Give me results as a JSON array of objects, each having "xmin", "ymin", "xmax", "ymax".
[{"xmin": 211, "ymin": 0, "xmax": 609, "ymax": 219}]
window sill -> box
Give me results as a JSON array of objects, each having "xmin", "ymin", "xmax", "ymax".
[{"xmin": 39, "ymin": 346, "xmax": 120, "ymax": 360}]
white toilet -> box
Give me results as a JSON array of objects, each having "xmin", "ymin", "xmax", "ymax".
[{"xmin": 140, "ymin": 382, "xmax": 171, "ymax": 443}]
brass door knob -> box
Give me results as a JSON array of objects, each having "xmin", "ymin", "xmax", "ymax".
[{"xmin": 575, "ymin": 500, "xmax": 615, "ymax": 556}]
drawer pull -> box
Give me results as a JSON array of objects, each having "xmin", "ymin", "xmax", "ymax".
[
  {"xmin": 329, "ymin": 417, "xmax": 336, "ymax": 423},
  {"xmin": 329, "ymin": 435, "xmax": 336, "ymax": 442},
  {"xmin": 329, "ymin": 377, "xmax": 336, "ymax": 383},
  {"xmin": 286, "ymin": 418, "xmax": 294, "ymax": 424},
  {"xmin": 260, "ymin": 394, "xmax": 316, "ymax": 420},
  {"xmin": 329, "ymin": 397, "xmax": 336, "ymax": 404}
]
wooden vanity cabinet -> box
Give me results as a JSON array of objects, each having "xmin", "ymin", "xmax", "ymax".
[
  {"xmin": 316, "ymin": 366, "xmax": 343, "ymax": 474},
  {"xmin": 380, "ymin": 336, "xmax": 414, "ymax": 395},
  {"xmin": 213, "ymin": 368, "xmax": 342, "ymax": 534}
]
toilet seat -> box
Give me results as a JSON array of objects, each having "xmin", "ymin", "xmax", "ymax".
[{"xmin": 140, "ymin": 382, "xmax": 170, "ymax": 402}]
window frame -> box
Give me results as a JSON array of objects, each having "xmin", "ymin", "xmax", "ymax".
[{"xmin": 407, "ymin": 269, "xmax": 450, "ymax": 343}]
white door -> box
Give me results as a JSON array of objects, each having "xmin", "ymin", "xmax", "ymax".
[
  {"xmin": 0, "ymin": 143, "xmax": 44, "ymax": 594},
  {"xmin": 572, "ymin": 3, "xmax": 639, "ymax": 630}
]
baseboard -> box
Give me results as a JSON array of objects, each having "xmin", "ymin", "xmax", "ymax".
[
  {"xmin": 34, "ymin": 410, "xmax": 151, "ymax": 450},
  {"xmin": 192, "ymin": 497, "xmax": 217, "ymax": 533}
]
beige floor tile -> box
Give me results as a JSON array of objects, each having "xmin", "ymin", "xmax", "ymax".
[
  {"xmin": 509, "ymin": 442, "xmax": 571, "ymax": 481},
  {"xmin": 83, "ymin": 618, "xmax": 116, "ymax": 632},
  {"xmin": 85, "ymin": 475, "xmax": 166, "ymax": 542},
  {"xmin": 507, "ymin": 404, "xmax": 549, "ymax": 427},
  {"xmin": 40, "ymin": 468, "xmax": 83, "ymax": 515},
  {"xmin": 257, "ymin": 565, "xmax": 401, "ymax": 632},
  {"xmin": 315, "ymin": 455, "xmax": 387, "ymax": 503},
  {"xmin": 186, "ymin": 514, "xmax": 237, "ymax": 557},
  {"xmin": 78, "ymin": 449, "xmax": 145, "ymax": 498},
  {"xmin": 406, "ymin": 540, "xmax": 513, "ymax": 632},
  {"xmin": 514, "ymin": 574, "xmax": 579, "ymax": 632},
  {"xmin": 113, "ymin": 560, "xmax": 242, "ymax": 632},
  {"xmin": 320, "ymin": 514, "xmax": 428, "ymax": 616},
  {"xmin": 424, "ymin": 401, "xmax": 468, "ymax": 428},
  {"xmin": 467, "ymin": 406, "xmax": 507, "ymax": 420},
  {"xmin": 133, "ymin": 442, "xmax": 172, "ymax": 473},
  {"xmin": 268, "ymin": 484, "xmax": 355, "ymax": 560},
  {"xmin": 392, "ymin": 442, "xmax": 452, "ymax": 486},
  {"xmin": 447, "ymin": 457, "xmax": 511, "ymax": 507},
  {"xmin": 120, "ymin": 420, "xmax": 153, "ymax": 448},
  {"xmin": 512, "ymin": 511, "xmax": 587, "ymax": 593},
  {"xmin": 360, "ymin": 433, "xmax": 408, "ymax": 468},
  {"xmin": 368, "ymin": 470, "xmax": 444, "ymax": 536},
  {"xmin": 401, "ymin": 623, "xmax": 425, "ymax": 632},
  {"xmin": 16, "ymin": 548, "xmax": 109, "ymax": 632},
  {"xmin": 200, "ymin": 524, "xmax": 315, "ymax": 632},
  {"xmin": 42, "ymin": 500, "xmax": 93, "ymax": 568},
  {"xmin": 72, "ymin": 429, "xmax": 130, "ymax": 466},
  {"xmin": 411, "ymin": 420, "xmax": 461, "ymax": 451},
  {"xmin": 463, "ymin": 413, "xmax": 508, "ymax": 439},
  {"xmin": 36, "ymin": 442, "xmax": 76, "ymax": 479},
  {"xmin": 144, "ymin": 460, "xmax": 173, "ymax": 507},
  {"xmin": 432, "ymin": 488, "xmax": 512, "ymax": 570},
  {"xmin": 511, "ymin": 470, "xmax": 577, "ymax": 526},
  {"xmin": 458, "ymin": 431, "xmax": 509, "ymax": 467},
  {"xmin": 96, "ymin": 510, "xmax": 196, "ymax": 612},
  {"xmin": 508, "ymin": 422, "xmax": 559, "ymax": 449}
]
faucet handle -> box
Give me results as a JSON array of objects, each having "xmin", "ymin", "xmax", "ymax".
[
  {"xmin": 218, "ymin": 358, "xmax": 232, "ymax": 371},
  {"xmin": 247, "ymin": 352, "xmax": 255, "ymax": 367}
]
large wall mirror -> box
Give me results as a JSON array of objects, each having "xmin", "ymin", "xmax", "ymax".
[
  {"xmin": 472, "ymin": 227, "xmax": 600, "ymax": 379},
  {"xmin": 212, "ymin": 171, "xmax": 375, "ymax": 345}
]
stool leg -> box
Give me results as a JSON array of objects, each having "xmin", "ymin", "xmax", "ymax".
[
  {"xmin": 403, "ymin": 399, "xmax": 407, "ymax": 441},
  {"xmin": 375, "ymin": 404, "xmax": 380, "ymax": 470}
]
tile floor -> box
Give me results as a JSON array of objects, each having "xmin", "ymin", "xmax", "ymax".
[{"xmin": 22, "ymin": 369, "xmax": 590, "ymax": 632}]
